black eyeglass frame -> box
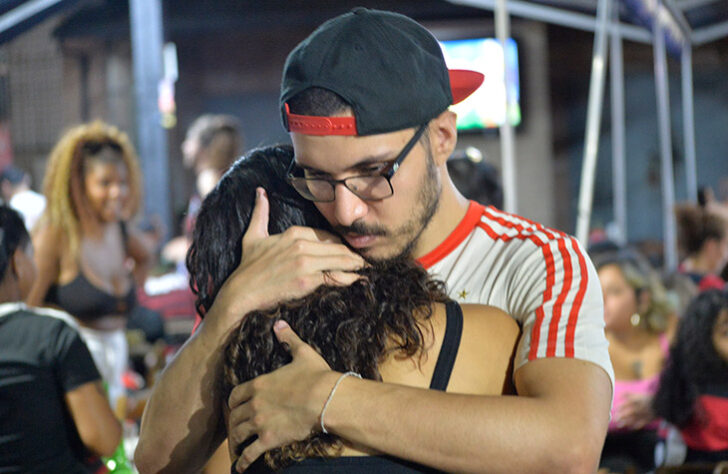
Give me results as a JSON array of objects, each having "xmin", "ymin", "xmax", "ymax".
[{"xmin": 286, "ymin": 124, "xmax": 428, "ymax": 203}]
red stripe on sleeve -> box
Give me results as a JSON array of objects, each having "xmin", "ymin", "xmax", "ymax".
[
  {"xmin": 530, "ymin": 242, "xmax": 556, "ymax": 360},
  {"xmin": 547, "ymin": 238, "xmax": 573, "ymax": 357},
  {"xmin": 478, "ymin": 209, "xmax": 561, "ymax": 362},
  {"xmin": 564, "ymin": 237, "xmax": 588, "ymax": 357}
]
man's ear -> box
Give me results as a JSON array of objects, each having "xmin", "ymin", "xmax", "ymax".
[{"xmin": 429, "ymin": 110, "xmax": 458, "ymax": 166}]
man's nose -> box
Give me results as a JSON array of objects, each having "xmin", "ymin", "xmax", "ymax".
[{"xmin": 333, "ymin": 183, "xmax": 368, "ymax": 227}]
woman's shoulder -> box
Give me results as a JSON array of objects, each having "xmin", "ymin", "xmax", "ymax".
[
  {"xmin": 32, "ymin": 221, "xmax": 67, "ymax": 247},
  {"xmin": 457, "ymin": 303, "xmax": 521, "ymax": 358},
  {"xmin": 445, "ymin": 302, "xmax": 519, "ymax": 395},
  {"xmin": 459, "ymin": 303, "xmax": 520, "ymax": 335}
]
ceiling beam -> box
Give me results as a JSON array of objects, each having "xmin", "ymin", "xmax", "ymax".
[
  {"xmin": 448, "ymin": 0, "xmax": 652, "ymax": 43},
  {"xmin": 0, "ymin": 0, "xmax": 65, "ymax": 34}
]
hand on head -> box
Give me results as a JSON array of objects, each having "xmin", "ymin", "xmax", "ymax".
[
  {"xmin": 207, "ymin": 187, "xmax": 366, "ymax": 332},
  {"xmin": 227, "ymin": 319, "xmax": 333, "ymax": 472}
]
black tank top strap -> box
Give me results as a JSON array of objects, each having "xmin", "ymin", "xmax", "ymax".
[{"xmin": 429, "ymin": 300, "xmax": 463, "ymax": 391}]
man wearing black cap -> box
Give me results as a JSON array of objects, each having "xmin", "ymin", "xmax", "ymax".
[{"xmin": 137, "ymin": 8, "xmax": 613, "ymax": 473}]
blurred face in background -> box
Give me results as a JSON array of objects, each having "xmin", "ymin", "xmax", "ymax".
[
  {"xmin": 713, "ymin": 309, "xmax": 728, "ymax": 364},
  {"xmin": 598, "ymin": 263, "xmax": 639, "ymax": 333},
  {"xmin": 83, "ymin": 150, "xmax": 129, "ymax": 224}
]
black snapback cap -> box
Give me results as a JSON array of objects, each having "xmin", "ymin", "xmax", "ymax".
[{"xmin": 280, "ymin": 8, "xmax": 484, "ymax": 136}]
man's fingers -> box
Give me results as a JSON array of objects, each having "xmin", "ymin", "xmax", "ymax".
[
  {"xmin": 228, "ymin": 401, "xmax": 253, "ymax": 429},
  {"xmin": 229, "ymin": 381, "xmax": 253, "ymax": 410},
  {"xmin": 290, "ymin": 254, "xmax": 366, "ymax": 277},
  {"xmin": 321, "ymin": 270, "xmax": 365, "ymax": 287},
  {"xmin": 284, "ymin": 225, "xmax": 342, "ymax": 244},
  {"xmin": 242, "ymin": 187, "xmax": 270, "ymax": 249},
  {"xmin": 273, "ymin": 320, "xmax": 306, "ymax": 355},
  {"xmin": 237, "ymin": 439, "xmax": 266, "ymax": 472}
]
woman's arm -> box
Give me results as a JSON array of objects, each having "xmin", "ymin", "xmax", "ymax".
[
  {"xmin": 26, "ymin": 224, "xmax": 62, "ymax": 306},
  {"xmin": 135, "ymin": 190, "xmax": 365, "ymax": 473},
  {"xmin": 65, "ymin": 380, "xmax": 122, "ymax": 457},
  {"xmin": 126, "ymin": 229, "xmax": 152, "ymax": 287}
]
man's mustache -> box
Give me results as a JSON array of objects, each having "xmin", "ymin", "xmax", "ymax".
[{"xmin": 333, "ymin": 221, "xmax": 387, "ymax": 237}]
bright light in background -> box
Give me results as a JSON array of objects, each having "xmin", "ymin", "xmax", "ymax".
[{"xmin": 439, "ymin": 38, "xmax": 521, "ymax": 131}]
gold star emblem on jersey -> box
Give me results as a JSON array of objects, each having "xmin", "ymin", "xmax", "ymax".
[{"xmin": 457, "ymin": 290, "xmax": 469, "ymax": 300}]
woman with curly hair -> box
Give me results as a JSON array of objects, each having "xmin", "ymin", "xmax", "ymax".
[
  {"xmin": 593, "ymin": 250, "xmax": 677, "ymax": 472},
  {"xmin": 653, "ymin": 289, "xmax": 728, "ymax": 464},
  {"xmin": 185, "ymin": 145, "xmax": 520, "ymax": 473},
  {"xmin": 26, "ymin": 121, "xmax": 149, "ymax": 413}
]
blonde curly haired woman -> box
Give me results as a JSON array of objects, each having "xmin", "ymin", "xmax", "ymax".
[{"xmin": 26, "ymin": 121, "xmax": 149, "ymax": 414}]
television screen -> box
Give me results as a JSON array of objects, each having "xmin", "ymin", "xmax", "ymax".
[{"xmin": 439, "ymin": 38, "xmax": 521, "ymax": 130}]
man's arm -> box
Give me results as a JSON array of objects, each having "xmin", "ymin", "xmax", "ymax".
[
  {"xmin": 230, "ymin": 324, "xmax": 612, "ymax": 473},
  {"xmin": 134, "ymin": 188, "xmax": 365, "ymax": 473}
]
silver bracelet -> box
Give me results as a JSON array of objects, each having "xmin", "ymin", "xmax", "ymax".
[{"xmin": 320, "ymin": 371, "xmax": 362, "ymax": 434}]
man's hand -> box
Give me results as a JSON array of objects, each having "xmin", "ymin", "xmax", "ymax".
[
  {"xmin": 210, "ymin": 187, "xmax": 366, "ymax": 332},
  {"xmin": 227, "ymin": 320, "xmax": 337, "ymax": 473},
  {"xmin": 135, "ymin": 188, "xmax": 364, "ymax": 474}
]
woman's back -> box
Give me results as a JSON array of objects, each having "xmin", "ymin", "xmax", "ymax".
[
  {"xmin": 341, "ymin": 301, "xmax": 518, "ymax": 458},
  {"xmin": 224, "ymin": 260, "xmax": 520, "ymax": 470}
]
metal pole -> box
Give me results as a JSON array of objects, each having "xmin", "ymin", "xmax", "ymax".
[
  {"xmin": 0, "ymin": 0, "xmax": 65, "ymax": 33},
  {"xmin": 129, "ymin": 0, "xmax": 171, "ymax": 239},
  {"xmin": 692, "ymin": 19, "xmax": 728, "ymax": 45},
  {"xmin": 575, "ymin": 0, "xmax": 611, "ymax": 245},
  {"xmin": 496, "ymin": 0, "xmax": 517, "ymax": 214},
  {"xmin": 610, "ymin": 6, "xmax": 627, "ymax": 245},
  {"xmin": 681, "ymin": 45, "xmax": 698, "ymax": 203},
  {"xmin": 653, "ymin": 0, "xmax": 679, "ymax": 271},
  {"xmin": 448, "ymin": 0, "xmax": 652, "ymax": 43}
]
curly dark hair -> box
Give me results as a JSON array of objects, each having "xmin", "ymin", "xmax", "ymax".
[
  {"xmin": 186, "ymin": 144, "xmax": 450, "ymax": 468},
  {"xmin": 223, "ymin": 258, "xmax": 448, "ymax": 468},
  {"xmin": 652, "ymin": 290, "xmax": 728, "ymax": 427}
]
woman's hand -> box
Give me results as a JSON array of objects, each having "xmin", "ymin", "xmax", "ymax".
[
  {"xmin": 227, "ymin": 320, "xmax": 337, "ymax": 472},
  {"xmin": 614, "ymin": 392, "xmax": 655, "ymax": 430}
]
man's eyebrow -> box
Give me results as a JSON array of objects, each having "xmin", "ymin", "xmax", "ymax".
[{"xmin": 298, "ymin": 153, "xmax": 394, "ymax": 174}]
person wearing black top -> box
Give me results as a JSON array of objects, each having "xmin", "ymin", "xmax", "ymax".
[{"xmin": 0, "ymin": 205, "xmax": 120, "ymax": 472}]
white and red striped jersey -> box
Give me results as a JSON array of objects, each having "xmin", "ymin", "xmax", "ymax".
[{"xmin": 418, "ymin": 201, "xmax": 614, "ymax": 384}]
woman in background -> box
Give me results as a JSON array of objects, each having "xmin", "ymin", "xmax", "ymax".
[
  {"xmin": 162, "ymin": 114, "xmax": 243, "ymax": 268},
  {"xmin": 27, "ymin": 121, "xmax": 149, "ymax": 414},
  {"xmin": 0, "ymin": 205, "xmax": 120, "ymax": 472},
  {"xmin": 675, "ymin": 203, "xmax": 728, "ymax": 292},
  {"xmin": 595, "ymin": 250, "xmax": 676, "ymax": 472},
  {"xmin": 653, "ymin": 289, "xmax": 728, "ymax": 464}
]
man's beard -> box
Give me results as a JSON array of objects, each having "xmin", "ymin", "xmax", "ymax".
[{"xmin": 333, "ymin": 149, "xmax": 441, "ymax": 263}]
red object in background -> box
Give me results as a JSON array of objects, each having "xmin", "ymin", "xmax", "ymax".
[
  {"xmin": 0, "ymin": 121, "xmax": 14, "ymax": 170},
  {"xmin": 136, "ymin": 286, "xmax": 196, "ymax": 321}
]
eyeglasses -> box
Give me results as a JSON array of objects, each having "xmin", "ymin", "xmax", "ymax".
[{"xmin": 287, "ymin": 124, "xmax": 427, "ymax": 203}]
